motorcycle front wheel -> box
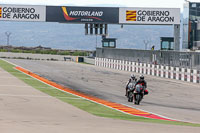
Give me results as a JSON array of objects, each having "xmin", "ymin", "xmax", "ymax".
[
  {"xmin": 135, "ymin": 94, "xmax": 141, "ymax": 105},
  {"xmin": 128, "ymin": 92, "xmax": 133, "ymax": 102}
]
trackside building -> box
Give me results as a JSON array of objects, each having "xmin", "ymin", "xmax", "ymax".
[{"xmin": 183, "ymin": 1, "xmax": 200, "ymax": 50}]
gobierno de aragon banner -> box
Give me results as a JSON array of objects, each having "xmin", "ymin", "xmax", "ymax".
[
  {"xmin": 0, "ymin": 5, "xmax": 46, "ymax": 22},
  {"xmin": 46, "ymin": 6, "xmax": 119, "ymax": 24},
  {"xmin": 119, "ymin": 7, "xmax": 180, "ymax": 25}
]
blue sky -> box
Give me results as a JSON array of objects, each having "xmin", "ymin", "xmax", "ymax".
[{"xmin": 0, "ymin": 0, "xmax": 200, "ymax": 11}]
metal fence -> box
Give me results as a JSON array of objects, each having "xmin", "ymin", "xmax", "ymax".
[{"xmin": 96, "ymin": 48, "xmax": 200, "ymax": 70}]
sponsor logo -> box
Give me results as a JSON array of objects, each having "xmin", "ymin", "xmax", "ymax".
[
  {"xmin": 0, "ymin": 7, "xmax": 2, "ymax": 18},
  {"xmin": 62, "ymin": 7, "xmax": 103, "ymax": 22},
  {"xmin": 126, "ymin": 10, "xmax": 136, "ymax": 21},
  {"xmin": 126, "ymin": 10, "xmax": 175, "ymax": 23},
  {"xmin": 0, "ymin": 6, "xmax": 42, "ymax": 20}
]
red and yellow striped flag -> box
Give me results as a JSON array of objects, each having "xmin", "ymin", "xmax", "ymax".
[
  {"xmin": 0, "ymin": 7, "xmax": 2, "ymax": 18},
  {"xmin": 126, "ymin": 10, "xmax": 136, "ymax": 21}
]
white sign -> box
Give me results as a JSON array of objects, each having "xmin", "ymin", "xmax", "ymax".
[
  {"xmin": 0, "ymin": 5, "xmax": 46, "ymax": 22},
  {"xmin": 119, "ymin": 8, "xmax": 180, "ymax": 25}
]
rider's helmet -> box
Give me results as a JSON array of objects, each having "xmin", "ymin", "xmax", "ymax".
[
  {"xmin": 131, "ymin": 74, "xmax": 135, "ymax": 79},
  {"xmin": 140, "ymin": 75, "xmax": 144, "ymax": 80}
]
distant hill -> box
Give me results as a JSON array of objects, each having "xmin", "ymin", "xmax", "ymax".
[{"xmin": 0, "ymin": 21, "xmax": 173, "ymax": 50}]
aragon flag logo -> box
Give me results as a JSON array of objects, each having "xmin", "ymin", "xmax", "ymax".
[
  {"xmin": 0, "ymin": 7, "xmax": 2, "ymax": 18},
  {"xmin": 126, "ymin": 10, "xmax": 137, "ymax": 21}
]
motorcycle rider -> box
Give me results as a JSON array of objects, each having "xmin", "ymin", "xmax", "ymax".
[
  {"xmin": 125, "ymin": 74, "xmax": 137, "ymax": 96},
  {"xmin": 135, "ymin": 75, "xmax": 148, "ymax": 95}
]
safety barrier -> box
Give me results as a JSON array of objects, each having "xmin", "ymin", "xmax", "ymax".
[
  {"xmin": 95, "ymin": 57, "xmax": 200, "ymax": 84},
  {"xmin": 96, "ymin": 48, "xmax": 200, "ymax": 70}
]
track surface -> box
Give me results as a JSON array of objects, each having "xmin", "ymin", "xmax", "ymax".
[
  {"xmin": 7, "ymin": 59, "xmax": 200, "ymax": 123},
  {"xmin": 15, "ymin": 66, "xmax": 174, "ymax": 121},
  {"xmin": 1, "ymin": 66, "xmax": 199, "ymax": 133}
]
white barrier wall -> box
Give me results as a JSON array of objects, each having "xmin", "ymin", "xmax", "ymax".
[{"xmin": 95, "ymin": 57, "xmax": 200, "ymax": 84}]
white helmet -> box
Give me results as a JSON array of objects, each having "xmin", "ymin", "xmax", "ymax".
[{"xmin": 131, "ymin": 74, "xmax": 135, "ymax": 79}]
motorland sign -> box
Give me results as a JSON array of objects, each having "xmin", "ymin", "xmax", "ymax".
[
  {"xmin": 0, "ymin": 5, "xmax": 46, "ymax": 22},
  {"xmin": 119, "ymin": 8, "xmax": 180, "ymax": 25},
  {"xmin": 46, "ymin": 6, "xmax": 119, "ymax": 24}
]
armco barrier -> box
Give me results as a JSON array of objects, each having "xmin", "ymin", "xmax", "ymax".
[{"xmin": 95, "ymin": 57, "xmax": 200, "ymax": 84}]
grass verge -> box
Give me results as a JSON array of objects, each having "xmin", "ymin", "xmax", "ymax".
[{"xmin": 0, "ymin": 59, "xmax": 200, "ymax": 127}]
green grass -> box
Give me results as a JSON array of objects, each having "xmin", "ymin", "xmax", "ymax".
[
  {"xmin": 0, "ymin": 48, "xmax": 90, "ymax": 56},
  {"xmin": 0, "ymin": 59, "xmax": 200, "ymax": 127}
]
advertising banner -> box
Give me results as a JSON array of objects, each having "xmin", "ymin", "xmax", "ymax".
[
  {"xmin": 46, "ymin": 6, "xmax": 119, "ymax": 24},
  {"xmin": 0, "ymin": 5, "xmax": 46, "ymax": 22},
  {"xmin": 119, "ymin": 8, "xmax": 180, "ymax": 25}
]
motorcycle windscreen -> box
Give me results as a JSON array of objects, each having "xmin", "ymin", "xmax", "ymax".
[{"xmin": 135, "ymin": 84, "xmax": 143, "ymax": 93}]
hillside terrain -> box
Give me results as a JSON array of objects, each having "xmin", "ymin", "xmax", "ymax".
[{"xmin": 0, "ymin": 21, "xmax": 173, "ymax": 50}]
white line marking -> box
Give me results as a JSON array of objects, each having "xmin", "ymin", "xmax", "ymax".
[
  {"xmin": 122, "ymin": 103, "xmax": 200, "ymax": 124},
  {"xmin": 1, "ymin": 58, "xmax": 20, "ymax": 67},
  {"xmin": 122, "ymin": 103, "xmax": 175, "ymax": 120}
]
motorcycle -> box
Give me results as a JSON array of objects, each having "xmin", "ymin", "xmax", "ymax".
[
  {"xmin": 127, "ymin": 87, "xmax": 134, "ymax": 102},
  {"xmin": 133, "ymin": 84, "xmax": 145, "ymax": 105},
  {"xmin": 126, "ymin": 83, "xmax": 135, "ymax": 102}
]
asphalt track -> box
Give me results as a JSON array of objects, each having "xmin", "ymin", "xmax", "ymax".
[
  {"xmin": 1, "ymin": 67, "xmax": 199, "ymax": 133},
  {"xmin": 6, "ymin": 59, "xmax": 200, "ymax": 123},
  {"xmin": 15, "ymin": 66, "xmax": 174, "ymax": 121}
]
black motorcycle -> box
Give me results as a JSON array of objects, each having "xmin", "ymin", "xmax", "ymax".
[
  {"xmin": 133, "ymin": 84, "xmax": 145, "ymax": 105},
  {"xmin": 127, "ymin": 86, "xmax": 134, "ymax": 102}
]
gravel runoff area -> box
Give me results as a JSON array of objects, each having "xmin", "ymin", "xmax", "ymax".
[
  {"xmin": 0, "ymin": 62, "xmax": 199, "ymax": 132},
  {"xmin": 5, "ymin": 59, "xmax": 200, "ymax": 124}
]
